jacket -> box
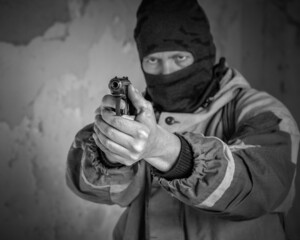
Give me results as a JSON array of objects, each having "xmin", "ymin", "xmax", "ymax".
[{"xmin": 66, "ymin": 68, "xmax": 299, "ymax": 240}]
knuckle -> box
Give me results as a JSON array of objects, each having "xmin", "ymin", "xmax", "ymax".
[
  {"xmin": 145, "ymin": 101, "xmax": 153, "ymax": 109},
  {"xmin": 131, "ymin": 141, "xmax": 145, "ymax": 153},
  {"xmin": 94, "ymin": 114, "xmax": 101, "ymax": 123},
  {"xmin": 140, "ymin": 107, "xmax": 153, "ymax": 119},
  {"xmin": 123, "ymin": 161, "xmax": 134, "ymax": 167},
  {"xmin": 129, "ymin": 153, "xmax": 140, "ymax": 162},
  {"xmin": 111, "ymin": 117, "xmax": 120, "ymax": 127},
  {"xmin": 101, "ymin": 95, "xmax": 111, "ymax": 104},
  {"xmin": 137, "ymin": 128, "xmax": 149, "ymax": 139},
  {"xmin": 93, "ymin": 124, "xmax": 97, "ymax": 133},
  {"xmin": 94, "ymin": 106, "xmax": 101, "ymax": 115},
  {"xmin": 102, "ymin": 138, "xmax": 111, "ymax": 150},
  {"xmin": 140, "ymin": 102, "xmax": 150, "ymax": 110},
  {"xmin": 105, "ymin": 127, "xmax": 114, "ymax": 139}
]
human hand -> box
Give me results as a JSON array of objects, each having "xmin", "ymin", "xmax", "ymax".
[{"xmin": 93, "ymin": 84, "xmax": 181, "ymax": 171}]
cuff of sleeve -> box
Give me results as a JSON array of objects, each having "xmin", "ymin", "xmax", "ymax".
[
  {"xmin": 152, "ymin": 133, "xmax": 194, "ymax": 180},
  {"xmin": 86, "ymin": 136, "xmax": 124, "ymax": 169},
  {"xmin": 99, "ymin": 149, "xmax": 124, "ymax": 169}
]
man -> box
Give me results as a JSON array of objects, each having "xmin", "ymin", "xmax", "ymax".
[{"xmin": 66, "ymin": 0, "xmax": 299, "ymax": 239}]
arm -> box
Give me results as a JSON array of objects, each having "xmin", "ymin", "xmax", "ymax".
[
  {"xmin": 92, "ymin": 84, "xmax": 181, "ymax": 172},
  {"xmin": 66, "ymin": 84, "xmax": 181, "ymax": 206},
  {"xmin": 66, "ymin": 123, "xmax": 147, "ymax": 207},
  {"xmin": 155, "ymin": 89, "xmax": 299, "ymax": 220}
]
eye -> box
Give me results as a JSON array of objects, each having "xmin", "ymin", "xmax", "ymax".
[
  {"xmin": 146, "ymin": 57, "xmax": 158, "ymax": 64},
  {"xmin": 175, "ymin": 55, "xmax": 188, "ymax": 62},
  {"xmin": 174, "ymin": 53, "xmax": 194, "ymax": 67},
  {"xmin": 142, "ymin": 56, "xmax": 161, "ymax": 75}
]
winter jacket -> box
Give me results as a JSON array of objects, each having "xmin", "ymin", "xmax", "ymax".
[{"xmin": 66, "ymin": 68, "xmax": 299, "ymax": 240}]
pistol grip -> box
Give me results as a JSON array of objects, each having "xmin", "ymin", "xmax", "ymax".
[{"xmin": 115, "ymin": 96, "xmax": 122, "ymax": 116}]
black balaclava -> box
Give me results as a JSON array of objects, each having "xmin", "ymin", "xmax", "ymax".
[{"xmin": 134, "ymin": 0, "xmax": 217, "ymax": 113}]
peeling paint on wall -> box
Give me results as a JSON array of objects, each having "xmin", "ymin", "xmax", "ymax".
[
  {"xmin": 0, "ymin": 0, "xmax": 70, "ymax": 45},
  {"xmin": 0, "ymin": 0, "xmax": 141, "ymax": 239}
]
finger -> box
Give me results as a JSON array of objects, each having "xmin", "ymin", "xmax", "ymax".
[
  {"xmin": 95, "ymin": 122, "xmax": 148, "ymax": 157},
  {"xmin": 102, "ymin": 95, "xmax": 127, "ymax": 109},
  {"xmin": 127, "ymin": 84, "xmax": 150, "ymax": 113},
  {"xmin": 99, "ymin": 110, "xmax": 150, "ymax": 139},
  {"xmin": 105, "ymin": 152, "xmax": 136, "ymax": 166},
  {"xmin": 95, "ymin": 106, "xmax": 101, "ymax": 115},
  {"xmin": 93, "ymin": 132, "xmax": 140, "ymax": 165},
  {"xmin": 121, "ymin": 115, "xmax": 135, "ymax": 121},
  {"xmin": 94, "ymin": 119, "xmax": 135, "ymax": 150},
  {"xmin": 92, "ymin": 133, "xmax": 131, "ymax": 165},
  {"xmin": 93, "ymin": 132, "xmax": 109, "ymax": 153},
  {"xmin": 127, "ymin": 85, "xmax": 155, "ymax": 125},
  {"xmin": 95, "ymin": 95, "xmax": 127, "ymax": 115},
  {"xmin": 94, "ymin": 123, "xmax": 132, "ymax": 157}
]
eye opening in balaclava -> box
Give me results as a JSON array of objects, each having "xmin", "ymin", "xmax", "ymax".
[{"xmin": 134, "ymin": 0, "xmax": 218, "ymax": 113}]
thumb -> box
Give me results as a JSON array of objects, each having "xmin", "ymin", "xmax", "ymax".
[
  {"xmin": 128, "ymin": 84, "xmax": 150, "ymax": 113},
  {"xmin": 128, "ymin": 84, "xmax": 156, "ymax": 128}
]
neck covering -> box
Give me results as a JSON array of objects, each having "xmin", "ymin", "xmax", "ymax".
[{"xmin": 134, "ymin": 0, "xmax": 217, "ymax": 113}]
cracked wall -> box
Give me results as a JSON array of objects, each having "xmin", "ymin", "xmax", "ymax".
[
  {"xmin": 0, "ymin": 0, "xmax": 299, "ymax": 240},
  {"xmin": 0, "ymin": 0, "xmax": 142, "ymax": 239}
]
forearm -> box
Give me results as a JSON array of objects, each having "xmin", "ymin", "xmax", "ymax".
[
  {"xmin": 66, "ymin": 124, "xmax": 145, "ymax": 207},
  {"xmin": 156, "ymin": 131, "xmax": 296, "ymax": 219},
  {"xmin": 144, "ymin": 126, "xmax": 181, "ymax": 172},
  {"xmin": 155, "ymin": 109, "xmax": 299, "ymax": 219},
  {"xmin": 66, "ymin": 143, "xmax": 113, "ymax": 205}
]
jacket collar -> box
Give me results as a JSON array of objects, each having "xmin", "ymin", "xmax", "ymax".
[{"xmin": 157, "ymin": 68, "xmax": 250, "ymax": 133}]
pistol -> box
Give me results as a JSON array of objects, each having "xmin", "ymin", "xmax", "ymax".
[{"xmin": 108, "ymin": 76, "xmax": 135, "ymax": 116}]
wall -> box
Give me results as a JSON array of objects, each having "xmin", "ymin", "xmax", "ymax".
[{"xmin": 0, "ymin": 0, "xmax": 299, "ymax": 239}]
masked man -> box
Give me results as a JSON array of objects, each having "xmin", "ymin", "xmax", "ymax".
[{"xmin": 66, "ymin": 0, "xmax": 299, "ymax": 239}]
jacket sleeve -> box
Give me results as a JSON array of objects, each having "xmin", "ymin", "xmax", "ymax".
[
  {"xmin": 66, "ymin": 123, "xmax": 146, "ymax": 207},
  {"xmin": 156, "ymin": 89, "xmax": 299, "ymax": 220}
]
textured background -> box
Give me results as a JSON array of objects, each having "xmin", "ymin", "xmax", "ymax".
[{"xmin": 0, "ymin": 0, "xmax": 299, "ymax": 239}]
